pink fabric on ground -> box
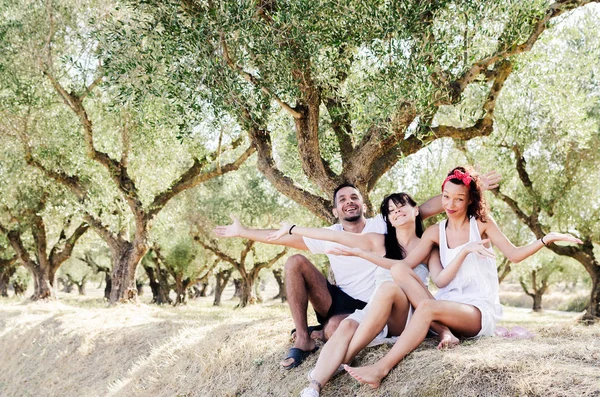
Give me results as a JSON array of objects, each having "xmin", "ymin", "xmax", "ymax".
[{"xmin": 494, "ymin": 326, "xmax": 535, "ymax": 339}]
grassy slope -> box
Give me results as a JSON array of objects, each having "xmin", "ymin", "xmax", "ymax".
[{"xmin": 0, "ymin": 294, "xmax": 599, "ymax": 397}]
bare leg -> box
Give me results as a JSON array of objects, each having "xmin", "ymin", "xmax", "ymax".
[
  {"xmin": 305, "ymin": 319, "xmax": 359, "ymax": 393},
  {"xmin": 322, "ymin": 313, "xmax": 351, "ymax": 341},
  {"xmin": 281, "ymin": 255, "xmax": 332, "ymax": 368},
  {"xmin": 345, "ymin": 299, "xmax": 482, "ymax": 388},
  {"xmin": 343, "ymin": 282, "xmax": 410, "ymax": 363},
  {"xmin": 391, "ymin": 264, "xmax": 459, "ymax": 348}
]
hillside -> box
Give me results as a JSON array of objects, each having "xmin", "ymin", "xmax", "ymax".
[{"xmin": 0, "ymin": 294, "xmax": 598, "ymax": 397}]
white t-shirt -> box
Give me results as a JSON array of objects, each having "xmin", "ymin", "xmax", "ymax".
[{"xmin": 303, "ymin": 215, "xmax": 387, "ymax": 302}]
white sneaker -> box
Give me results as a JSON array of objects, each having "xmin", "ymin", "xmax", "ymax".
[{"xmin": 300, "ymin": 387, "xmax": 319, "ymax": 397}]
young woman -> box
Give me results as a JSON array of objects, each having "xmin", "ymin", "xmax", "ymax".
[
  {"xmin": 268, "ymin": 193, "xmax": 457, "ymax": 397},
  {"xmin": 333, "ymin": 167, "xmax": 582, "ymax": 388}
]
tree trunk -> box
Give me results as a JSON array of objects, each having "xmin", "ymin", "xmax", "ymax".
[
  {"xmin": 532, "ymin": 293, "xmax": 543, "ymax": 312},
  {"xmin": 109, "ymin": 242, "xmax": 148, "ymax": 304},
  {"xmin": 199, "ymin": 281, "xmax": 209, "ymax": 297},
  {"xmin": 30, "ymin": 267, "xmax": 55, "ymax": 300},
  {"xmin": 237, "ymin": 276, "xmax": 258, "ymax": 308},
  {"xmin": 77, "ymin": 280, "xmax": 86, "ymax": 295},
  {"xmin": 59, "ymin": 276, "xmax": 74, "ymax": 293},
  {"xmin": 272, "ymin": 268, "xmax": 286, "ymax": 302},
  {"xmin": 13, "ymin": 280, "xmax": 25, "ymax": 296},
  {"xmin": 174, "ymin": 275, "xmax": 192, "ymax": 306},
  {"xmin": 584, "ymin": 273, "xmax": 600, "ymax": 323},
  {"xmin": 142, "ymin": 264, "xmax": 171, "ymax": 305},
  {"xmin": 103, "ymin": 273, "xmax": 112, "ymax": 300},
  {"xmin": 136, "ymin": 280, "xmax": 144, "ymax": 296},
  {"xmin": 0, "ymin": 267, "xmax": 16, "ymax": 297},
  {"xmin": 213, "ymin": 269, "xmax": 231, "ymax": 306},
  {"xmin": 232, "ymin": 278, "xmax": 242, "ymax": 299}
]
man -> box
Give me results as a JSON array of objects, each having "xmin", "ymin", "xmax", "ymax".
[{"xmin": 213, "ymin": 175, "xmax": 499, "ymax": 369}]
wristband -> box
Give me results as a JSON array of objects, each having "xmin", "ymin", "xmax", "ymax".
[
  {"xmin": 289, "ymin": 225, "xmax": 296, "ymax": 235},
  {"xmin": 540, "ymin": 235, "xmax": 547, "ymax": 246}
]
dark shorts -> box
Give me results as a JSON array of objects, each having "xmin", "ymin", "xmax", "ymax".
[{"xmin": 315, "ymin": 282, "xmax": 367, "ymax": 325}]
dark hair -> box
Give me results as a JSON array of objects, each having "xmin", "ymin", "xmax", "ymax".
[
  {"xmin": 332, "ymin": 182, "xmax": 360, "ymax": 206},
  {"xmin": 379, "ymin": 192, "xmax": 424, "ymax": 260},
  {"xmin": 444, "ymin": 166, "xmax": 488, "ymax": 222}
]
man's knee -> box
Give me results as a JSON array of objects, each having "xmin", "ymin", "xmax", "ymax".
[
  {"xmin": 284, "ymin": 254, "xmax": 311, "ymax": 275},
  {"xmin": 323, "ymin": 314, "xmax": 350, "ymax": 340}
]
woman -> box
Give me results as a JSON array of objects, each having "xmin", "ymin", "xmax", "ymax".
[
  {"xmin": 269, "ymin": 193, "xmax": 457, "ymax": 397},
  {"xmin": 333, "ymin": 167, "xmax": 582, "ymax": 388}
]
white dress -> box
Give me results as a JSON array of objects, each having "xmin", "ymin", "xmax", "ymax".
[{"xmin": 436, "ymin": 217, "xmax": 503, "ymax": 336}]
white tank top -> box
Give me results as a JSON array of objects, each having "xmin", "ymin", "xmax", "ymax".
[{"xmin": 436, "ymin": 217, "xmax": 502, "ymax": 322}]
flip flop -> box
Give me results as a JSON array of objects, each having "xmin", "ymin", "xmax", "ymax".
[
  {"xmin": 290, "ymin": 325, "xmax": 324, "ymax": 337},
  {"xmin": 281, "ymin": 346, "xmax": 319, "ymax": 370}
]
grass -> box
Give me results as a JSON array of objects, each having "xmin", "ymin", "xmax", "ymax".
[{"xmin": 0, "ymin": 288, "xmax": 599, "ymax": 397}]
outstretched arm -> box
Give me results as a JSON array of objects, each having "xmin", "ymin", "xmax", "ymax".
[
  {"xmin": 213, "ymin": 215, "xmax": 308, "ymax": 250},
  {"xmin": 481, "ymin": 218, "xmax": 582, "ymax": 263},
  {"xmin": 419, "ymin": 170, "xmax": 502, "ymax": 219},
  {"xmin": 328, "ymin": 227, "xmax": 437, "ymax": 270},
  {"xmin": 267, "ymin": 222, "xmax": 384, "ymax": 254}
]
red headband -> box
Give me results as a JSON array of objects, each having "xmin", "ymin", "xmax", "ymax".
[{"xmin": 442, "ymin": 170, "xmax": 473, "ymax": 191}]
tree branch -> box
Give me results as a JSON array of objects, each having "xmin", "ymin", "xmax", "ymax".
[
  {"xmin": 449, "ymin": 0, "xmax": 597, "ymax": 102},
  {"xmin": 220, "ymin": 33, "xmax": 302, "ymax": 119},
  {"xmin": 146, "ymin": 143, "xmax": 255, "ymax": 220},
  {"xmin": 49, "ymin": 222, "xmax": 89, "ymax": 270},
  {"xmin": 247, "ymin": 126, "xmax": 334, "ymax": 222}
]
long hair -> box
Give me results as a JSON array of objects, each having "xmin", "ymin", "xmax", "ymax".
[
  {"xmin": 379, "ymin": 192, "xmax": 424, "ymax": 260},
  {"xmin": 443, "ymin": 166, "xmax": 489, "ymax": 222}
]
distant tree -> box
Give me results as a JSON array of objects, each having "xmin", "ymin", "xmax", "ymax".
[
  {"xmin": 213, "ymin": 268, "xmax": 232, "ymax": 306},
  {"xmin": 272, "ymin": 268, "xmax": 286, "ymax": 303},
  {"xmin": 0, "ymin": 0, "xmax": 254, "ymax": 303},
  {"xmin": 196, "ymin": 237, "xmax": 287, "ymax": 308},
  {"xmin": 0, "ymin": 194, "xmax": 88, "ymax": 300},
  {"xmin": 0, "ymin": 251, "xmax": 18, "ymax": 298},
  {"xmin": 79, "ymin": 250, "xmax": 112, "ymax": 300}
]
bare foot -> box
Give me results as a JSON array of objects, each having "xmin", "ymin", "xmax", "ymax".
[
  {"xmin": 344, "ymin": 364, "xmax": 386, "ymax": 389},
  {"xmin": 437, "ymin": 330, "xmax": 460, "ymax": 349}
]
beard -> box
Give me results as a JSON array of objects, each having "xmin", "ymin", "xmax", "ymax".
[{"xmin": 342, "ymin": 210, "xmax": 363, "ymax": 222}]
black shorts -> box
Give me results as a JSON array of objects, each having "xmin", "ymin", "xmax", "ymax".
[{"xmin": 315, "ymin": 282, "xmax": 367, "ymax": 325}]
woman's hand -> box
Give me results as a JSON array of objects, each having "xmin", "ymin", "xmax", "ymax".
[
  {"xmin": 267, "ymin": 222, "xmax": 293, "ymax": 241},
  {"xmin": 325, "ymin": 245, "xmax": 364, "ymax": 257},
  {"xmin": 463, "ymin": 239, "xmax": 495, "ymax": 259},
  {"xmin": 543, "ymin": 232, "xmax": 583, "ymax": 245}
]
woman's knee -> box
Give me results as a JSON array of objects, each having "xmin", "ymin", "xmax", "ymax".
[
  {"xmin": 391, "ymin": 263, "xmax": 411, "ymax": 284},
  {"xmin": 339, "ymin": 318, "xmax": 359, "ymax": 333},
  {"xmin": 416, "ymin": 298, "xmax": 440, "ymax": 316},
  {"xmin": 377, "ymin": 281, "xmax": 406, "ymax": 301}
]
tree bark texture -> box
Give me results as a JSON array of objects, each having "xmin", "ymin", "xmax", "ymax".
[{"xmin": 213, "ymin": 269, "xmax": 232, "ymax": 306}]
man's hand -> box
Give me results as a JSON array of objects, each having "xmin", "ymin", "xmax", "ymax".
[
  {"xmin": 213, "ymin": 215, "xmax": 245, "ymax": 238},
  {"xmin": 480, "ymin": 170, "xmax": 501, "ymax": 191}
]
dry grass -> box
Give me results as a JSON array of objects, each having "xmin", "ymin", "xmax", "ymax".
[{"xmin": 0, "ymin": 290, "xmax": 599, "ymax": 397}]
